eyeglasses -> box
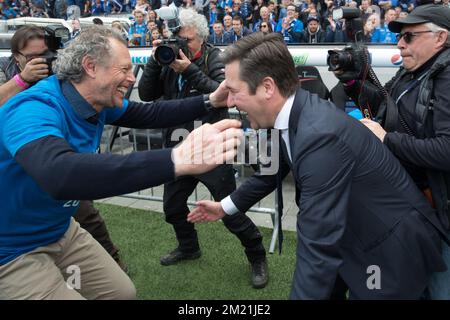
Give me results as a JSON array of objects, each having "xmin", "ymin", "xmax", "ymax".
[
  {"xmin": 17, "ymin": 51, "xmax": 47, "ymax": 62},
  {"xmin": 260, "ymin": 24, "xmax": 268, "ymax": 28},
  {"xmin": 396, "ymin": 30, "xmax": 434, "ymax": 44}
]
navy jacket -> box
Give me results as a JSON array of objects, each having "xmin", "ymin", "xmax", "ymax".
[{"xmin": 230, "ymin": 88, "xmax": 447, "ymax": 299}]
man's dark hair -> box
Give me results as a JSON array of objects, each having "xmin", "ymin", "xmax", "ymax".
[
  {"xmin": 221, "ymin": 32, "xmax": 298, "ymax": 97},
  {"xmin": 232, "ymin": 15, "xmax": 244, "ymax": 24},
  {"xmin": 93, "ymin": 18, "xmax": 104, "ymax": 25},
  {"xmin": 11, "ymin": 25, "xmax": 45, "ymax": 55}
]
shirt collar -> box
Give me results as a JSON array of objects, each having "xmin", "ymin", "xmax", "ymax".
[
  {"xmin": 61, "ymin": 80, "xmax": 99, "ymax": 124},
  {"xmin": 274, "ymin": 94, "xmax": 295, "ymax": 131}
]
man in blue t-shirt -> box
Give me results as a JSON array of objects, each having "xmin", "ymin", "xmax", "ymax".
[
  {"xmin": 0, "ymin": 25, "xmax": 132, "ymax": 274},
  {"xmin": 0, "ymin": 25, "xmax": 242, "ymax": 300},
  {"xmin": 371, "ymin": 8, "xmax": 398, "ymax": 43}
]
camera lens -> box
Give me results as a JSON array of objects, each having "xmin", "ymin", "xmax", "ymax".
[
  {"xmin": 327, "ymin": 50, "xmax": 353, "ymax": 72},
  {"xmin": 154, "ymin": 45, "xmax": 177, "ymax": 65}
]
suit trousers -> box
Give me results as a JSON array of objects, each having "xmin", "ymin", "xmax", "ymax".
[
  {"xmin": 163, "ymin": 164, "xmax": 266, "ymax": 263},
  {"xmin": 0, "ymin": 219, "xmax": 136, "ymax": 300}
]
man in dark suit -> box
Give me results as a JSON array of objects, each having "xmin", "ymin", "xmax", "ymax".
[{"xmin": 188, "ymin": 32, "xmax": 448, "ymax": 299}]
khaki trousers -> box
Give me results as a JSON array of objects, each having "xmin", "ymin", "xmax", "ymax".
[{"xmin": 0, "ymin": 218, "xmax": 136, "ymax": 300}]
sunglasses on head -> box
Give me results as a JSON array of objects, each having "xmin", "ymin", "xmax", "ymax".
[{"xmin": 396, "ymin": 30, "xmax": 434, "ymax": 44}]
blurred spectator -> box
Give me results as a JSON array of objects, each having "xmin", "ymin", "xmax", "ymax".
[
  {"xmin": 230, "ymin": 0, "xmax": 253, "ymax": 28},
  {"xmin": 398, "ymin": 0, "xmax": 415, "ymax": 12},
  {"xmin": 228, "ymin": 14, "xmax": 251, "ymax": 42},
  {"xmin": 217, "ymin": 0, "xmax": 232, "ymax": 11},
  {"xmin": 31, "ymin": 0, "xmax": 49, "ymax": 17},
  {"xmin": 258, "ymin": 20, "xmax": 274, "ymax": 33},
  {"xmin": 111, "ymin": 20, "xmax": 129, "ymax": 40},
  {"xmin": 275, "ymin": 4, "xmax": 304, "ymax": 43},
  {"xmin": 223, "ymin": 13, "xmax": 233, "ymax": 31},
  {"xmin": 207, "ymin": 19, "xmax": 231, "ymax": 43},
  {"xmin": 298, "ymin": 14, "xmax": 325, "ymax": 42},
  {"xmin": 205, "ymin": 0, "xmax": 224, "ymax": 31},
  {"xmin": 324, "ymin": 14, "xmax": 347, "ymax": 42},
  {"xmin": 65, "ymin": 18, "xmax": 81, "ymax": 41},
  {"xmin": 278, "ymin": 0, "xmax": 292, "ymax": 21},
  {"xmin": 91, "ymin": 0, "xmax": 107, "ymax": 15},
  {"xmin": 371, "ymin": 7, "xmax": 397, "ymax": 43},
  {"xmin": 128, "ymin": 10, "xmax": 148, "ymax": 46},
  {"xmin": 133, "ymin": 0, "xmax": 149, "ymax": 15},
  {"xmin": 148, "ymin": 9, "xmax": 163, "ymax": 29},
  {"xmin": 251, "ymin": 0, "xmax": 264, "ymax": 24},
  {"xmin": 364, "ymin": 12, "xmax": 381, "ymax": 41},
  {"xmin": 253, "ymin": 6, "xmax": 277, "ymax": 32},
  {"xmin": 267, "ymin": 0, "xmax": 278, "ymax": 21},
  {"xmin": 161, "ymin": 25, "xmax": 171, "ymax": 38},
  {"xmin": 52, "ymin": 0, "xmax": 67, "ymax": 18},
  {"xmin": 147, "ymin": 19, "xmax": 158, "ymax": 31}
]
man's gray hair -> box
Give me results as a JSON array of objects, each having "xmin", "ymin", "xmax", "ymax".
[
  {"xmin": 179, "ymin": 8, "xmax": 210, "ymax": 41},
  {"xmin": 53, "ymin": 25, "xmax": 126, "ymax": 82},
  {"xmin": 425, "ymin": 22, "xmax": 450, "ymax": 47}
]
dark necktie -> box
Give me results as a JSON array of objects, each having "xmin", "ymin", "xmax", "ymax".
[{"xmin": 276, "ymin": 131, "xmax": 290, "ymax": 254}]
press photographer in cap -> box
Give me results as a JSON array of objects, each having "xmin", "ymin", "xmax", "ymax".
[{"xmin": 333, "ymin": 4, "xmax": 450, "ymax": 299}]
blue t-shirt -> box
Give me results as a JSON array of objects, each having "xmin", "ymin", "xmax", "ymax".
[{"xmin": 0, "ymin": 75, "xmax": 127, "ymax": 265}]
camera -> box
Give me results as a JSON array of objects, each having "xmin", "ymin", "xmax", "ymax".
[
  {"xmin": 327, "ymin": 43, "xmax": 368, "ymax": 78},
  {"xmin": 326, "ymin": 8, "xmax": 369, "ymax": 79},
  {"xmin": 154, "ymin": 37, "xmax": 188, "ymax": 65},
  {"xmin": 153, "ymin": 3, "xmax": 188, "ymax": 65},
  {"xmin": 43, "ymin": 24, "xmax": 70, "ymax": 74}
]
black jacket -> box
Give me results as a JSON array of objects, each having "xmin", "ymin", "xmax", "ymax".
[
  {"xmin": 231, "ymin": 88, "xmax": 446, "ymax": 299},
  {"xmin": 344, "ymin": 48, "xmax": 450, "ymax": 230},
  {"xmin": 138, "ymin": 43, "xmax": 228, "ymax": 147}
]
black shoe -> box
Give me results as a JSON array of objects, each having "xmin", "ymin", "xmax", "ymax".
[
  {"xmin": 160, "ymin": 248, "xmax": 201, "ymax": 266},
  {"xmin": 251, "ymin": 259, "xmax": 268, "ymax": 289}
]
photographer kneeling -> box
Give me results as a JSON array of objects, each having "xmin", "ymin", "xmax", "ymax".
[{"xmin": 334, "ymin": 4, "xmax": 450, "ymax": 299}]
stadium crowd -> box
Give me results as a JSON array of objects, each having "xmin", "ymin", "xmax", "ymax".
[{"xmin": 1, "ymin": 0, "xmax": 450, "ymax": 45}]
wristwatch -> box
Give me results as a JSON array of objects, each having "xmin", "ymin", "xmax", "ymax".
[{"xmin": 203, "ymin": 94, "xmax": 213, "ymax": 111}]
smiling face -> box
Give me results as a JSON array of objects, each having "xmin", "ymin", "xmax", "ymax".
[
  {"xmin": 90, "ymin": 38, "xmax": 135, "ymax": 109},
  {"xmin": 225, "ymin": 61, "xmax": 272, "ymax": 130}
]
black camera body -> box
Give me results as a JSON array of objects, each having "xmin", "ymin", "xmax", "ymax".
[
  {"xmin": 154, "ymin": 37, "xmax": 188, "ymax": 65},
  {"xmin": 326, "ymin": 8, "xmax": 369, "ymax": 80},
  {"xmin": 327, "ymin": 43, "xmax": 368, "ymax": 80},
  {"xmin": 43, "ymin": 25, "xmax": 70, "ymax": 75}
]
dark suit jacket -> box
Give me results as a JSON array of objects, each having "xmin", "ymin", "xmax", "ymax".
[{"xmin": 230, "ymin": 88, "xmax": 447, "ymax": 299}]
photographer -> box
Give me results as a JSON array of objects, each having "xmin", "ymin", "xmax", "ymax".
[
  {"xmin": 335, "ymin": 4, "xmax": 450, "ymax": 299},
  {"xmin": 138, "ymin": 8, "xmax": 268, "ymax": 289},
  {"xmin": 0, "ymin": 26, "xmax": 49, "ymax": 106},
  {"xmin": 0, "ymin": 25, "xmax": 130, "ymax": 272}
]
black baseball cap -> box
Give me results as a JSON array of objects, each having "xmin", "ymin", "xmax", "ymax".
[{"xmin": 388, "ymin": 4, "xmax": 450, "ymax": 33}]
